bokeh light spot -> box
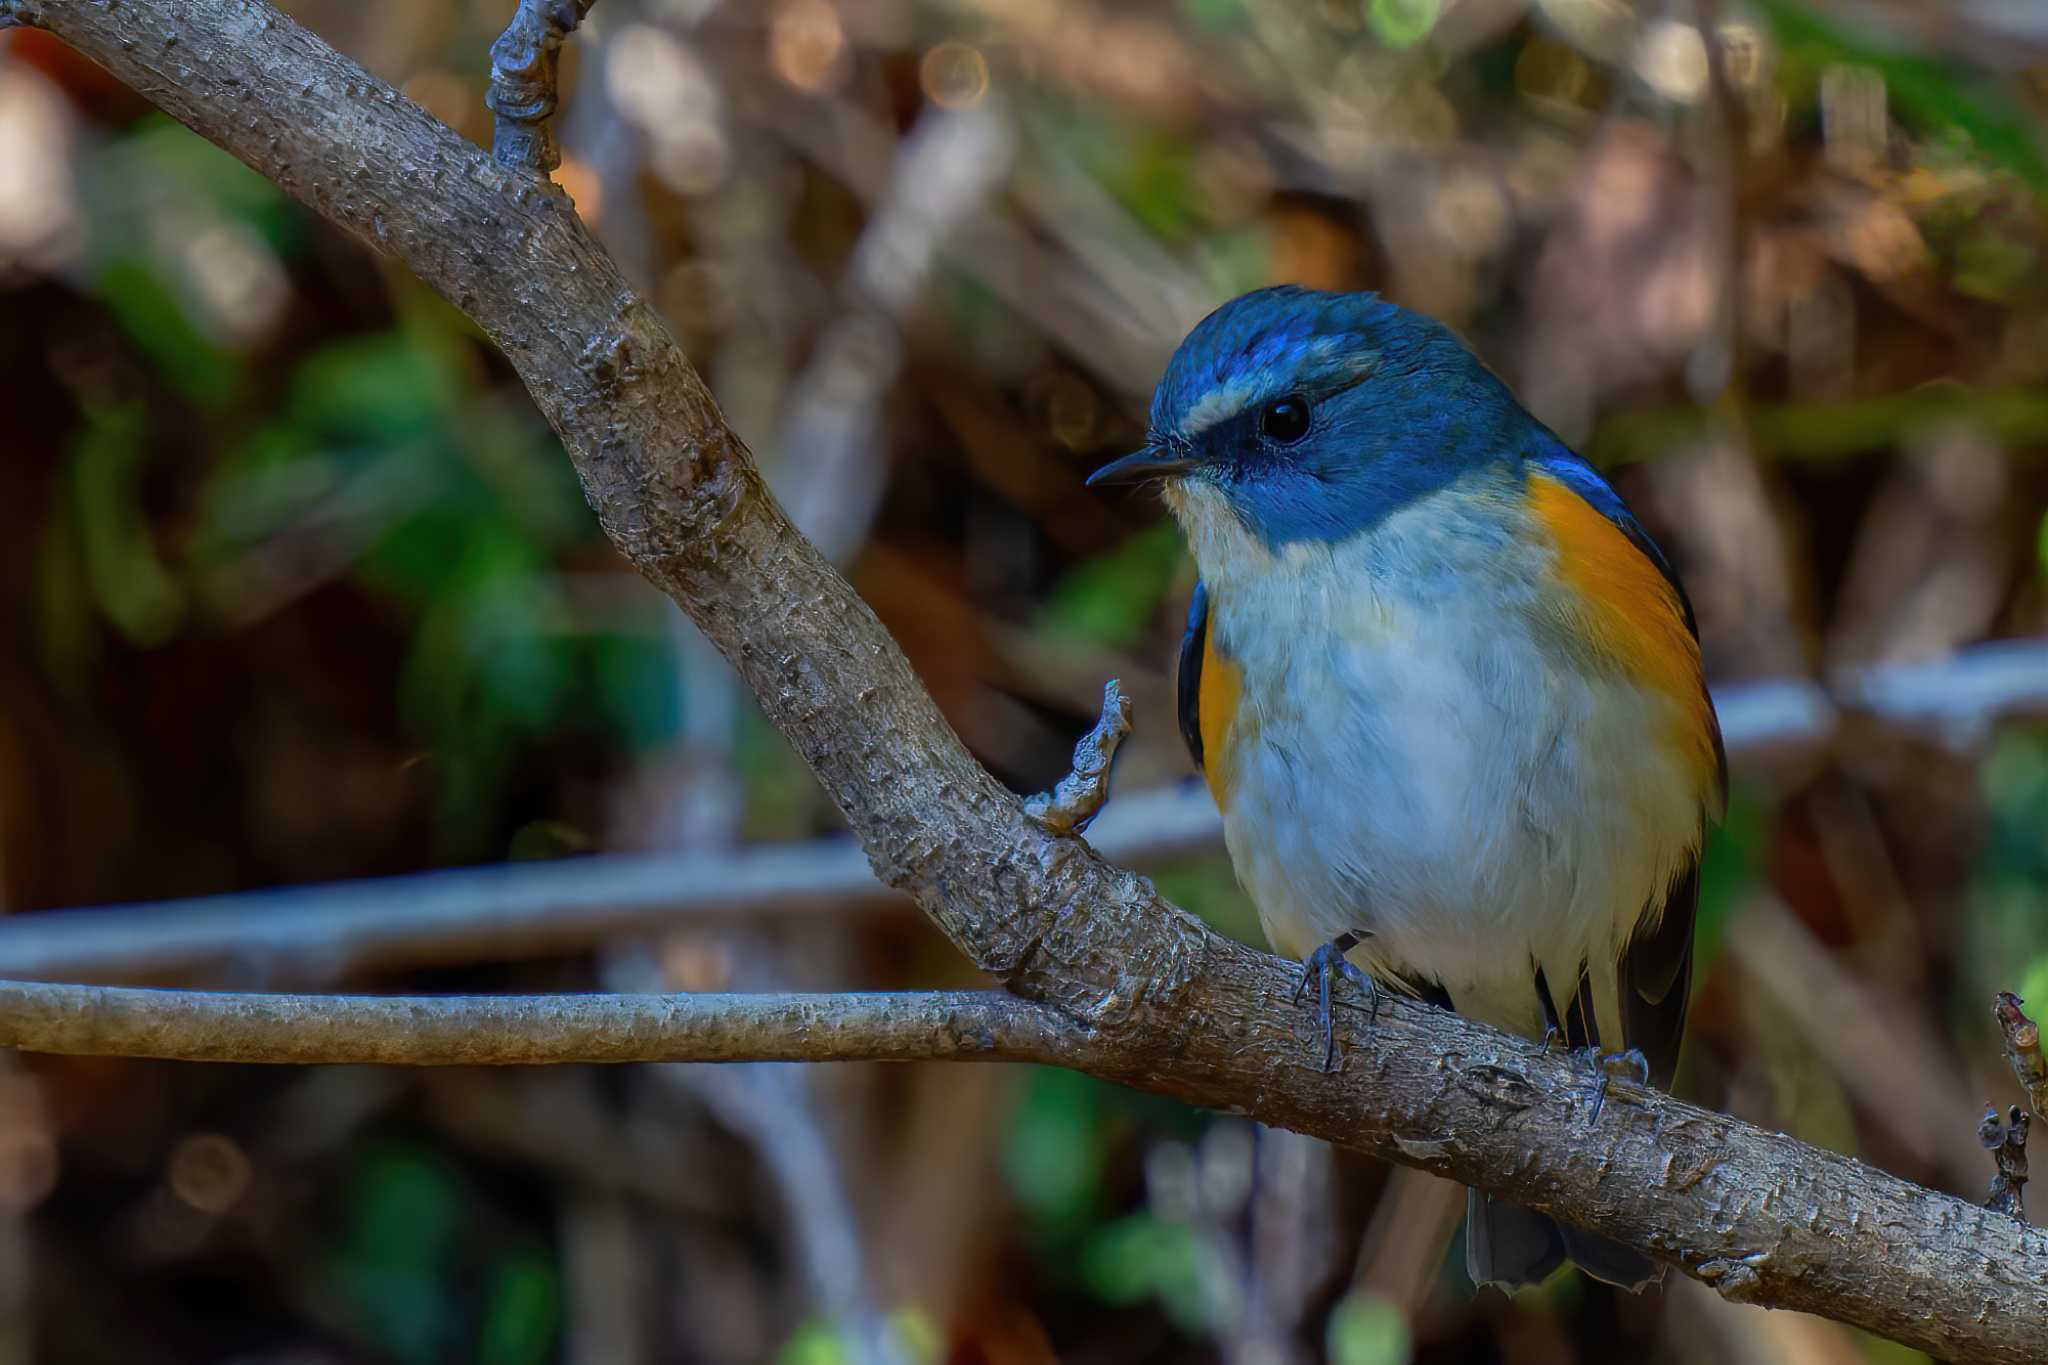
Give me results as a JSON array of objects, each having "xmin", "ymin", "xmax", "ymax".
[
  {"xmin": 169, "ymin": 1133, "xmax": 253, "ymax": 1215},
  {"xmin": 554, "ymin": 154, "xmax": 604, "ymax": 223},
  {"xmin": 921, "ymin": 41, "xmax": 990, "ymax": 109},
  {"xmin": 772, "ymin": 0, "xmax": 850, "ymax": 95},
  {"xmin": 1636, "ymin": 20, "xmax": 1710, "ymax": 105}
]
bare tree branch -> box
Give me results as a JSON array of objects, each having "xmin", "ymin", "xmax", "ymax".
[
  {"xmin": 0, "ymin": 980, "xmax": 1095, "ymax": 1067},
  {"xmin": 0, "ymin": 782, "xmax": 1221, "ymax": 984},
  {"xmin": 11, "ymin": 0, "xmax": 2048, "ymax": 1357}
]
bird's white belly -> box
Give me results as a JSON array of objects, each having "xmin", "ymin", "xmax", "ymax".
[{"xmin": 1212, "ymin": 581, "xmax": 1699, "ymax": 1041}]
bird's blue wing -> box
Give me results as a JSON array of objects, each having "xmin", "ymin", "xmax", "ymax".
[{"xmin": 1176, "ymin": 580, "xmax": 1209, "ymax": 773}]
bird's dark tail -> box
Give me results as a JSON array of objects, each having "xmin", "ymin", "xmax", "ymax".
[{"xmin": 1464, "ymin": 1189, "xmax": 1661, "ymax": 1292}]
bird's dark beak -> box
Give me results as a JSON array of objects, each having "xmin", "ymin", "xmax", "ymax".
[{"xmin": 1086, "ymin": 445, "xmax": 1195, "ymax": 487}]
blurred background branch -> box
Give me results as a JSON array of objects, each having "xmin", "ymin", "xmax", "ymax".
[{"xmin": 3, "ymin": 640, "xmax": 2042, "ymax": 987}]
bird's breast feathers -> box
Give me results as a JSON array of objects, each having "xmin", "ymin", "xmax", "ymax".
[{"xmin": 1182, "ymin": 464, "xmax": 1718, "ymax": 1034}]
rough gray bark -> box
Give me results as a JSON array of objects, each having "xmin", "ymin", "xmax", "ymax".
[{"xmin": 9, "ymin": 0, "xmax": 2048, "ymax": 1357}]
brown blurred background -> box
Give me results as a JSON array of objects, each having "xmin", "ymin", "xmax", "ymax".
[{"xmin": 1, "ymin": 0, "xmax": 2047, "ymax": 1360}]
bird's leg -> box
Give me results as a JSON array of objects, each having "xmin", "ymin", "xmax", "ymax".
[
  {"xmin": 1531, "ymin": 969, "xmax": 1647, "ymax": 1120},
  {"xmin": 1291, "ymin": 929, "xmax": 1377, "ymax": 1073},
  {"xmin": 1532, "ymin": 1033, "xmax": 1634, "ymax": 1121}
]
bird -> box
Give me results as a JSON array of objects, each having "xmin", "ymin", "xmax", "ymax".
[{"xmin": 1088, "ymin": 285, "xmax": 1725, "ymax": 1293}]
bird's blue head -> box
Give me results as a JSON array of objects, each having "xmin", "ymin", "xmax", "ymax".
[{"xmin": 1090, "ymin": 286, "xmax": 1540, "ymax": 549}]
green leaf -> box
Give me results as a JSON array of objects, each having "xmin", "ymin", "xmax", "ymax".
[
  {"xmin": 479, "ymin": 1253, "xmax": 561, "ymax": 1365},
  {"xmin": 1154, "ymin": 856, "xmax": 1264, "ymax": 946},
  {"xmin": 110, "ymin": 115, "xmax": 299, "ymax": 251},
  {"xmin": 1036, "ymin": 523, "xmax": 1187, "ymax": 650},
  {"xmin": 83, "ymin": 116, "xmax": 299, "ymax": 403},
  {"xmin": 778, "ymin": 1321, "xmax": 848, "ymax": 1365},
  {"xmin": 1080, "ymin": 1211, "xmax": 1220, "ymax": 1333},
  {"xmin": 1327, "ymin": 1293, "xmax": 1413, "ymax": 1365},
  {"xmin": 1694, "ymin": 784, "xmax": 1768, "ymax": 972},
  {"xmin": 66, "ymin": 402, "xmax": 187, "ymax": 646},
  {"xmin": 1003, "ymin": 1067, "xmax": 1113, "ymax": 1238},
  {"xmin": 327, "ymin": 1145, "xmax": 463, "ymax": 1365},
  {"xmin": 286, "ymin": 333, "xmax": 465, "ymax": 446},
  {"xmin": 1368, "ymin": 0, "xmax": 1440, "ymax": 49},
  {"xmin": 92, "ymin": 256, "xmax": 239, "ymax": 406}
]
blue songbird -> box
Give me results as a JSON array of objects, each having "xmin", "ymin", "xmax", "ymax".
[{"xmin": 1090, "ymin": 286, "xmax": 1725, "ymax": 1292}]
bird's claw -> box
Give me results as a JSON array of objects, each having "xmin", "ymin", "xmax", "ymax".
[
  {"xmin": 1575, "ymin": 1046, "xmax": 1650, "ymax": 1123},
  {"xmin": 1292, "ymin": 930, "xmax": 1378, "ymax": 1073}
]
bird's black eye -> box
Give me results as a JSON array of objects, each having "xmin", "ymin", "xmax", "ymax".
[{"xmin": 1260, "ymin": 395, "xmax": 1311, "ymax": 444}]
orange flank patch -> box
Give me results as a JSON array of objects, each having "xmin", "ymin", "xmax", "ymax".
[
  {"xmin": 1198, "ymin": 626, "xmax": 1243, "ymax": 810},
  {"xmin": 1527, "ymin": 472, "xmax": 1720, "ymax": 799}
]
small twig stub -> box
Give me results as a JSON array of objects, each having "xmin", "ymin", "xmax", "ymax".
[
  {"xmin": 1982, "ymin": 1104, "xmax": 2030, "ymax": 1221},
  {"xmin": 485, "ymin": 0, "xmax": 598, "ymax": 176},
  {"xmin": 1025, "ymin": 680, "xmax": 1133, "ymax": 836},
  {"xmin": 1995, "ymin": 992, "xmax": 2048, "ymax": 1121}
]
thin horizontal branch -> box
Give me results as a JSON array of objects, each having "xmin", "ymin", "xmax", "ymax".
[
  {"xmin": 15, "ymin": 1, "xmax": 2048, "ymax": 1358},
  {"xmin": 4, "ymin": 965, "xmax": 2045, "ymax": 1361},
  {"xmin": 0, "ymin": 980, "xmax": 1093, "ymax": 1067},
  {"xmin": 4, "ymin": 641, "xmax": 2042, "ymax": 984}
]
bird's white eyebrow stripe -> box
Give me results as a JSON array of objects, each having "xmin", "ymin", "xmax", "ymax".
[
  {"xmin": 1179, "ymin": 380, "xmax": 1258, "ymax": 437},
  {"xmin": 1171, "ymin": 337, "xmax": 1380, "ymax": 439}
]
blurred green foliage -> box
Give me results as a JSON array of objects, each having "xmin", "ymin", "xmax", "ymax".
[
  {"xmin": 328, "ymin": 1141, "xmax": 562, "ymax": 1365},
  {"xmin": 777, "ymin": 1311, "xmax": 939, "ymax": 1365},
  {"xmin": 1036, "ymin": 523, "xmax": 1187, "ymax": 651},
  {"xmin": 1977, "ymin": 731, "xmax": 2048, "ymax": 1011},
  {"xmin": 1692, "ymin": 786, "xmax": 1768, "ymax": 976},
  {"xmin": 1080, "ymin": 1209, "xmax": 1219, "ymax": 1335},
  {"xmin": 1327, "ymin": 1292, "xmax": 1414, "ymax": 1365},
  {"xmin": 38, "ymin": 112, "xmax": 701, "ymax": 856},
  {"xmin": 1762, "ymin": 1, "xmax": 2048, "ymax": 193},
  {"xmin": 328, "ymin": 1144, "xmax": 467, "ymax": 1364},
  {"xmin": 190, "ymin": 322, "xmax": 665, "ymax": 849},
  {"xmin": 1003, "ymin": 1067, "xmax": 1122, "ymax": 1246},
  {"xmin": 64, "ymin": 401, "xmax": 184, "ymax": 649},
  {"xmin": 478, "ymin": 1253, "xmax": 563, "ymax": 1365}
]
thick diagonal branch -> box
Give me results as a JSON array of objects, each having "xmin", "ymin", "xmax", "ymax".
[{"xmin": 15, "ymin": 2, "xmax": 2048, "ymax": 1358}]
